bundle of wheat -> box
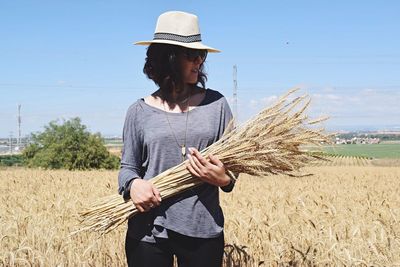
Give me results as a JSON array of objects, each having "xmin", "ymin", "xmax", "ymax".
[{"xmin": 72, "ymin": 88, "xmax": 331, "ymax": 235}]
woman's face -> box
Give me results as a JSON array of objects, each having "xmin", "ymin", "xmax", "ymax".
[{"xmin": 179, "ymin": 48, "xmax": 207, "ymax": 85}]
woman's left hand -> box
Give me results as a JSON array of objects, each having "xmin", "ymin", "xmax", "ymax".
[{"xmin": 186, "ymin": 147, "xmax": 231, "ymax": 187}]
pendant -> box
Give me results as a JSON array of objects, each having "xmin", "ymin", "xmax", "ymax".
[{"xmin": 181, "ymin": 145, "xmax": 186, "ymax": 160}]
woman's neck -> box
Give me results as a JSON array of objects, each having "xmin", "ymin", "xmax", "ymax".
[
  {"xmin": 164, "ymin": 85, "xmax": 194, "ymax": 104},
  {"xmin": 146, "ymin": 85, "xmax": 206, "ymax": 113}
]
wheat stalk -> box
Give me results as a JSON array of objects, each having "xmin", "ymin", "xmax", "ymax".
[{"xmin": 72, "ymin": 88, "xmax": 331, "ymax": 235}]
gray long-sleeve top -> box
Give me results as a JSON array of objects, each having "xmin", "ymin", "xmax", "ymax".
[{"xmin": 118, "ymin": 89, "xmax": 235, "ymax": 242}]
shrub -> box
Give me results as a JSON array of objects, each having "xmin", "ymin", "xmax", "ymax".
[
  {"xmin": 23, "ymin": 118, "xmax": 119, "ymax": 170},
  {"xmin": 0, "ymin": 155, "xmax": 25, "ymax": 167}
]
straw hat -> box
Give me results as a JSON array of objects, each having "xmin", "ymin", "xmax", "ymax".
[{"xmin": 135, "ymin": 11, "xmax": 220, "ymax": 53}]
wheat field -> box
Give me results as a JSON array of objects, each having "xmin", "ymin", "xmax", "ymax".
[{"xmin": 1, "ymin": 165, "xmax": 400, "ymax": 266}]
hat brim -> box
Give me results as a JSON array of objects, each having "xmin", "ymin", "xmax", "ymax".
[{"xmin": 134, "ymin": 40, "xmax": 221, "ymax": 53}]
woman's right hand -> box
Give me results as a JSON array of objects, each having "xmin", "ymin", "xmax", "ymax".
[{"xmin": 130, "ymin": 179, "xmax": 162, "ymax": 212}]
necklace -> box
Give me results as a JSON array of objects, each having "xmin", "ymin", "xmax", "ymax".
[{"xmin": 163, "ymin": 90, "xmax": 191, "ymax": 162}]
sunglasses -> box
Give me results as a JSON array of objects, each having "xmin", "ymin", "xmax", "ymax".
[{"xmin": 182, "ymin": 48, "xmax": 208, "ymax": 62}]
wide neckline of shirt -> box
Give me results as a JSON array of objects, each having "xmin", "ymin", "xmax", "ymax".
[{"xmin": 139, "ymin": 89, "xmax": 212, "ymax": 116}]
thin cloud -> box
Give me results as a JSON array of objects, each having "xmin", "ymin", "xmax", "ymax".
[{"xmin": 248, "ymin": 95, "xmax": 278, "ymax": 109}]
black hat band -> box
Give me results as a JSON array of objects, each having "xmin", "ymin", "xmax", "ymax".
[{"xmin": 154, "ymin": 32, "xmax": 202, "ymax": 43}]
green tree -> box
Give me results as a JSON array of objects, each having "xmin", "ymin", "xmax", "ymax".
[{"xmin": 23, "ymin": 118, "xmax": 120, "ymax": 170}]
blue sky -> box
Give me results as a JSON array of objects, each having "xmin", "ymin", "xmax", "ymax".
[{"xmin": 1, "ymin": 1, "xmax": 399, "ymax": 137}]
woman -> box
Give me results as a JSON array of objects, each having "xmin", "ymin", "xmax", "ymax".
[{"xmin": 118, "ymin": 11, "xmax": 237, "ymax": 267}]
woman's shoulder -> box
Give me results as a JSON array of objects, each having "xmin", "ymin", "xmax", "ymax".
[
  {"xmin": 201, "ymin": 88, "xmax": 227, "ymax": 106},
  {"xmin": 125, "ymin": 99, "xmax": 147, "ymax": 118}
]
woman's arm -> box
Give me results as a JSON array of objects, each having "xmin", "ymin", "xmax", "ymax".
[
  {"xmin": 118, "ymin": 104, "xmax": 143, "ymax": 198},
  {"xmin": 118, "ymin": 103, "xmax": 161, "ymax": 212}
]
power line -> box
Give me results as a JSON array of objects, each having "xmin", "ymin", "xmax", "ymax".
[
  {"xmin": 236, "ymin": 86, "xmax": 400, "ymax": 93},
  {"xmin": 0, "ymin": 83, "xmax": 149, "ymax": 92},
  {"xmin": 1, "ymin": 82, "xmax": 399, "ymax": 92}
]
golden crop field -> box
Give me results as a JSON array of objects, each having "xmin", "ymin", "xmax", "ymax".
[{"xmin": 1, "ymin": 165, "xmax": 400, "ymax": 266}]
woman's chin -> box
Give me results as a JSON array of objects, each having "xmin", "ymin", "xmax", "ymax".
[{"xmin": 185, "ymin": 80, "xmax": 198, "ymax": 85}]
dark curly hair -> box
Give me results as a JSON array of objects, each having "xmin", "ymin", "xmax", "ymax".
[{"xmin": 143, "ymin": 43, "xmax": 207, "ymax": 97}]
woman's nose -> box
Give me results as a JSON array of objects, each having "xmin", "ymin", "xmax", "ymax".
[{"xmin": 193, "ymin": 56, "xmax": 203, "ymax": 65}]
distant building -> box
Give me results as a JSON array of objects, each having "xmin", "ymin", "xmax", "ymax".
[{"xmin": 335, "ymin": 137, "xmax": 380, "ymax": 145}]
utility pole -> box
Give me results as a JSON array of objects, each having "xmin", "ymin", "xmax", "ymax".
[
  {"xmin": 17, "ymin": 104, "xmax": 21, "ymax": 149},
  {"xmin": 9, "ymin": 132, "xmax": 13, "ymax": 154},
  {"xmin": 233, "ymin": 65, "xmax": 238, "ymax": 126}
]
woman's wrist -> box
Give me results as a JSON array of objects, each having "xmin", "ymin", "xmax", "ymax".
[
  {"xmin": 226, "ymin": 170, "xmax": 237, "ymax": 183},
  {"xmin": 123, "ymin": 177, "xmax": 138, "ymax": 200},
  {"xmin": 221, "ymin": 170, "xmax": 236, "ymax": 187}
]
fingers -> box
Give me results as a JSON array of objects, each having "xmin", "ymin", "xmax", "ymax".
[
  {"xmin": 186, "ymin": 156, "xmax": 201, "ymax": 177},
  {"xmin": 143, "ymin": 187, "xmax": 161, "ymax": 211},
  {"xmin": 189, "ymin": 148, "xmax": 223, "ymax": 168},
  {"xmin": 188, "ymin": 147, "xmax": 209, "ymax": 166},
  {"xmin": 131, "ymin": 179, "xmax": 161, "ymax": 213},
  {"xmin": 135, "ymin": 200, "xmax": 156, "ymax": 213},
  {"xmin": 152, "ymin": 186, "xmax": 162, "ymax": 203},
  {"xmin": 187, "ymin": 154, "xmax": 202, "ymax": 175},
  {"xmin": 209, "ymin": 154, "xmax": 224, "ymax": 168},
  {"xmin": 186, "ymin": 148, "xmax": 228, "ymax": 187},
  {"xmin": 187, "ymin": 149, "xmax": 224, "ymax": 180},
  {"xmin": 135, "ymin": 203, "xmax": 147, "ymax": 213}
]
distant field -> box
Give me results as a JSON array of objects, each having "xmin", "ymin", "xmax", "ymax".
[
  {"xmin": 104, "ymin": 139, "xmax": 123, "ymax": 146},
  {"xmin": 105, "ymin": 139, "xmax": 123, "ymax": 157},
  {"xmin": 319, "ymin": 144, "xmax": 400, "ymax": 159}
]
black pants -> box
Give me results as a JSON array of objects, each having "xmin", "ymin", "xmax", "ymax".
[{"xmin": 125, "ymin": 230, "xmax": 224, "ymax": 267}]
